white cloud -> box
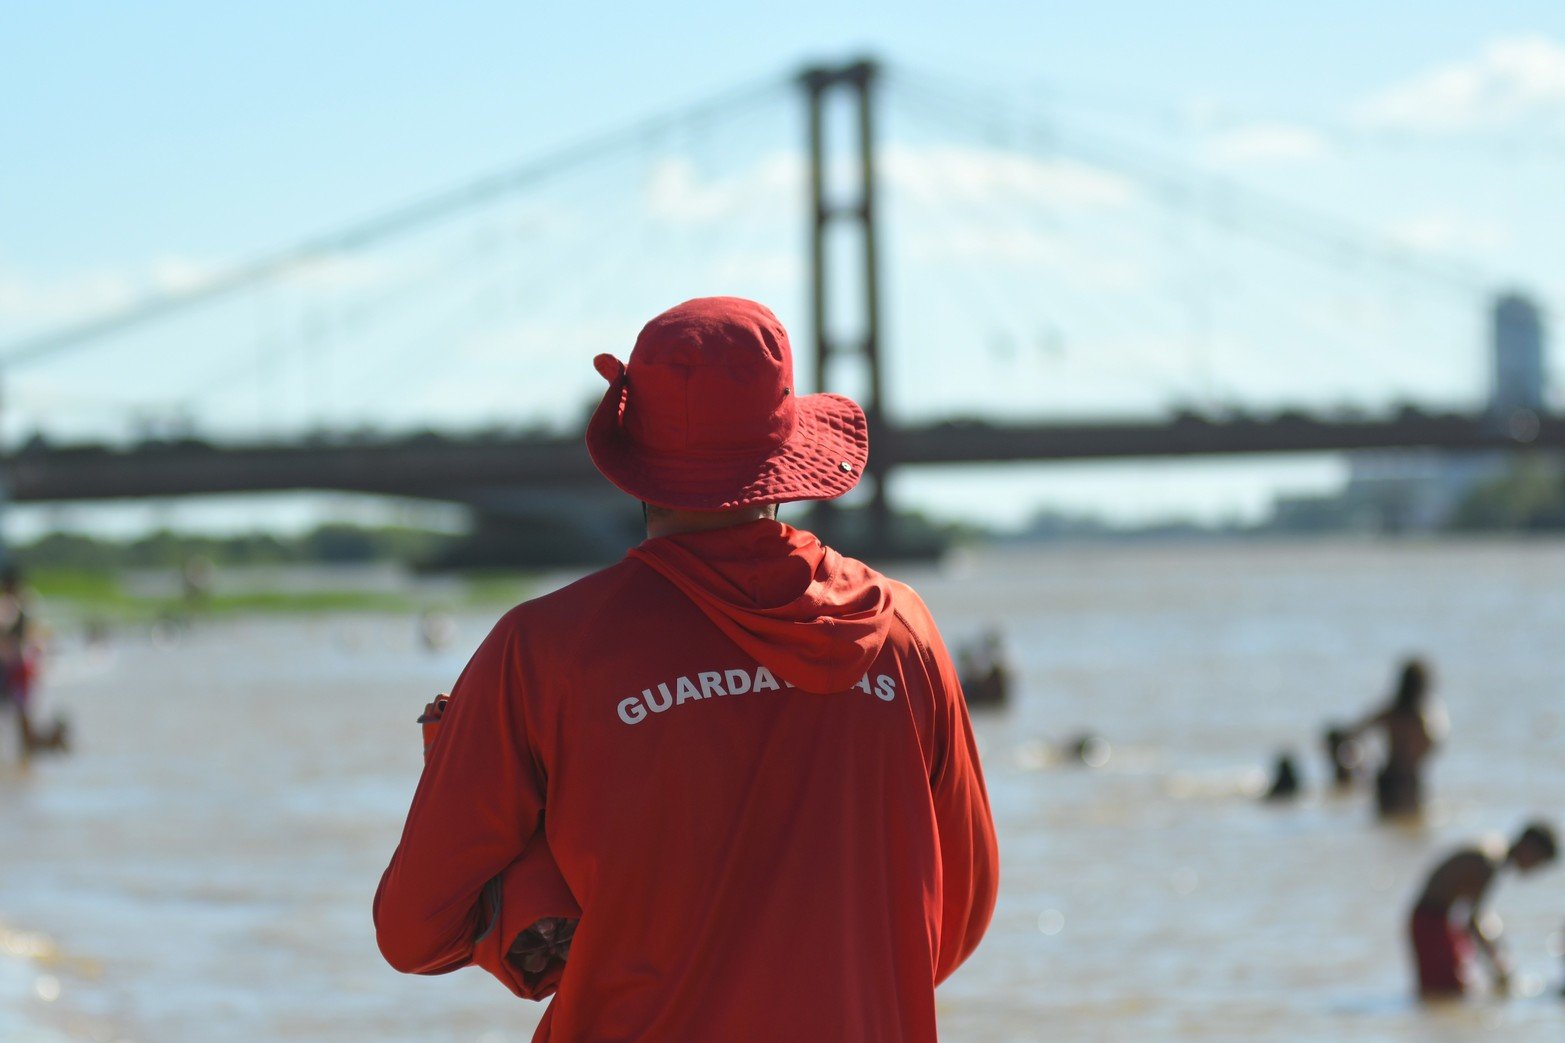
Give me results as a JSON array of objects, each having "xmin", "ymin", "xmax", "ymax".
[
  {"xmin": 280, "ymin": 252, "xmax": 398, "ymax": 292},
  {"xmin": 879, "ymin": 145, "xmax": 1143, "ymax": 289},
  {"xmin": 899, "ymin": 223, "xmax": 1147, "ymax": 291},
  {"xmin": 908, "ymin": 224, "xmax": 1063, "ymax": 265},
  {"xmin": 895, "ymin": 220, "xmax": 1151, "ymax": 295},
  {"xmin": 707, "ymin": 249, "xmax": 801, "ymax": 287},
  {"xmin": 1205, "ymin": 123, "xmax": 1330, "ymax": 165},
  {"xmin": 147, "ymin": 255, "xmax": 219, "ymax": 294},
  {"xmin": 0, "ymin": 255, "xmax": 233, "ymax": 330},
  {"xmin": 1386, "ymin": 213, "xmax": 1510, "ymax": 256},
  {"xmin": 1353, "ymin": 34, "xmax": 1565, "ymax": 133},
  {"xmin": 881, "ymin": 144, "xmax": 1137, "ymax": 209},
  {"xmin": 638, "ymin": 144, "xmax": 1135, "ymax": 232},
  {"xmin": 0, "ymin": 251, "xmax": 410, "ymax": 342},
  {"xmin": 0, "ymin": 265, "xmax": 140, "ymax": 327},
  {"xmin": 643, "ymin": 153, "xmax": 803, "ymax": 225},
  {"xmin": 452, "ymin": 314, "xmax": 634, "ymax": 366}
]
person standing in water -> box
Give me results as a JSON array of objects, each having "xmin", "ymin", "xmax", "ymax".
[
  {"xmin": 374, "ymin": 297, "xmax": 999, "ymax": 1042},
  {"xmin": 0, "ymin": 565, "xmax": 40, "ymax": 760},
  {"xmin": 1407, "ymin": 822, "xmax": 1556, "ymax": 998},
  {"xmin": 1344, "ymin": 657, "xmax": 1446, "ymax": 818}
]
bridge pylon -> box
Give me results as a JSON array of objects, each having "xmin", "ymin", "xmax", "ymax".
[{"xmin": 800, "ymin": 58, "xmax": 892, "ymax": 551}]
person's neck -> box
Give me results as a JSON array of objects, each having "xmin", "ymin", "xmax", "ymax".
[{"xmin": 645, "ymin": 505, "xmax": 776, "ymax": 539}]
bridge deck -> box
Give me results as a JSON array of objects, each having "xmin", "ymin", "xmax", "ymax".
[{"xmin": 6, "ymin": 412, "xmax": 1559, "ymax": 503}]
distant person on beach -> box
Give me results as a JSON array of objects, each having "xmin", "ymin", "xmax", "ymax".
[
  {"xmin": 180, "ymin": 555, "xmax": 213, "ymax": 607},
  {"xmin": 1343, "ymin": 657, "xmax": 1446, "ymax": 818},
  {"xmin": 375, "ymin": 297, "xmax": 999, "ymax": 1042},
  {"xmin": 1407, "ymin": 822, "xmax": 1557, "ymax": 998},
  {"xmin": 0, "ymin": 566, "xmax": 68, "ymax": 760},
  {"xmin": 0, "ymin": 565, "xmax": 40, "ymax": 758}
]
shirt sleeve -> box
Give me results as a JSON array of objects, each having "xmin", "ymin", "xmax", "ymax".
[
  {"xmin": 469, "ymin": 831, "xmax": 580, "ymax": 999},
  {"xmin": 373, "ymin": 611, "xmax": 551, "ymax": 976},
  {"xmin": 916, "ymin": 611, "xmax": 1000, "ymax": 984}
]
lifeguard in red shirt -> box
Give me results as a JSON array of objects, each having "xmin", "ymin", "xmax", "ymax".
[{"xmin": 375, "ymin": 296, "xmax": 999, "ymax": 1042}]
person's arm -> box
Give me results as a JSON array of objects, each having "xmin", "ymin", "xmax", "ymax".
[
  {"xmin": 389, "ymin": 688, "xmax": 582, "ymax": 998},
  {"xmin": 910, "ymin": 603, "xmax": 1000, "ymax": 984},
  {"xmin": 930, "ymin": 682, "xmax": 1000, "ymax": 983},
  {"xmin": 1341, "ymin": 707, "xmax": 1389, "ymax": 741},
  {"xmin": 1423, "ymin": 700, "xmax": 1450, "ymax": 746},
  {"xmin": 1468, "ymin": 906, "xmax": 1512, "ymax": 993},
  {"xmin": 373, "ymin": 612, "xmax": 552, "ymax": 976},
  {"xmin": 1442, "ymin": 849, "xmax": 1509, "ymax": 993},
  {"xmin": 470, "ymin": 830, "xmax": 580, "ymax": 999}
]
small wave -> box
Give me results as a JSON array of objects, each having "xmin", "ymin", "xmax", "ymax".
[
  {"xmin": 1163, "ymin": 766, "xmax": 1270, "ymax": 800},
  {"xmin": 0, "ymin": 920, "xmax": 108, "ymax": 1042}
]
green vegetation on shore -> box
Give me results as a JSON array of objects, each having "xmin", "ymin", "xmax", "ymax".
[
  {"xmin": 16, "ymin": 523, "xmax": 456, "ymax": 571},
  {"xmin": 27, "ymin": 568, "xmax": 434, "ymax": 621},
  {"xmin": 1449, "ymin": 455, "xmax": 1565, "ymax": 531},
  {"xmin": 9, "ymin": 525, "xmax": 538, "ymax": 621}
]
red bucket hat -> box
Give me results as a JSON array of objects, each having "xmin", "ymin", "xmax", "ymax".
[{"xmin": 586, "ymin": 297, "xmax": 868, "ymax": 510}]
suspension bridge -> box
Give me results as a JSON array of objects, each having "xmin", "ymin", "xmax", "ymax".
[{"xmin": 1, "ymin": 59, "xmax": 1557, "ymax": 561}]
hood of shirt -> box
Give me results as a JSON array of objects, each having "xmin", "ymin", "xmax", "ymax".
[{"xmin": 627, "ymin": 520, "xmax": 896, "ymax": 694}]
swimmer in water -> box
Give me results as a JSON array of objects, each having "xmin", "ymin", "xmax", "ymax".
[
  {"xmin": 1321, "ymin": 724, "xmax": 1362, "ymax": 790},
  {"xmin": 1262, "ymin": 751, "xmax": 1301, "ymax": 802}
]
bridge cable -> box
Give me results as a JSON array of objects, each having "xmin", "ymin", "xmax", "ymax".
[
  {"xmin": 889, "ymin": 65, "xmax": 1506, "ymax": 304},
  {"xmin": 884, "ymin": 92, "xmax": 1211, "ymax": 406},
  {"xmin": 890, "ymin": 81, "xmax": 1428, "ymax": 408},
  {"xmin": 886, "ymin": 83, "xmax": 1264, "ymax": 404},
  {"xmin": 886, "ymin": 66, "xmax": 1496, "ymax": 404}
]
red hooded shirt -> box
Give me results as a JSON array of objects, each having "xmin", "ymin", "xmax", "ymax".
[{"xmin": 375, "ymin": 521, "xmax": 998, "ymax": 1042}]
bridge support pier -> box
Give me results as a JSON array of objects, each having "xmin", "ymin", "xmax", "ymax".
[
  {"xmin": 429, "ymin": 489, "xmax": 643, "ymax": 568},
  {"xmin": 800, "ymin": 59, "xmax": 893, "ymax": 553}
]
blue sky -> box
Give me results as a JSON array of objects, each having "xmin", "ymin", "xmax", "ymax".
[{"xmin": 3, "ymin": 2, "xmax": 1564, "ymax": 535}]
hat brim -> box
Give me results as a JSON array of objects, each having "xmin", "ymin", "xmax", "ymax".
[{"xmin": 586, "ymin": 374, "xmax": 868, "ymax": 511}]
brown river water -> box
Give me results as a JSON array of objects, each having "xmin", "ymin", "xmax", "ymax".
[{"xmin": 2, "ymin": 538, "xmax": 1563, "ymax": 1041}]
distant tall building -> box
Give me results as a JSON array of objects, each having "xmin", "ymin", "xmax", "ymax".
[
  {"xmin": 1272, "ymin": 291, "xmax": 1553, "ymax": 532},
  {"xmin": 1491, "ymin": 293, "xmax": 1546, "ymax": 417}
]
